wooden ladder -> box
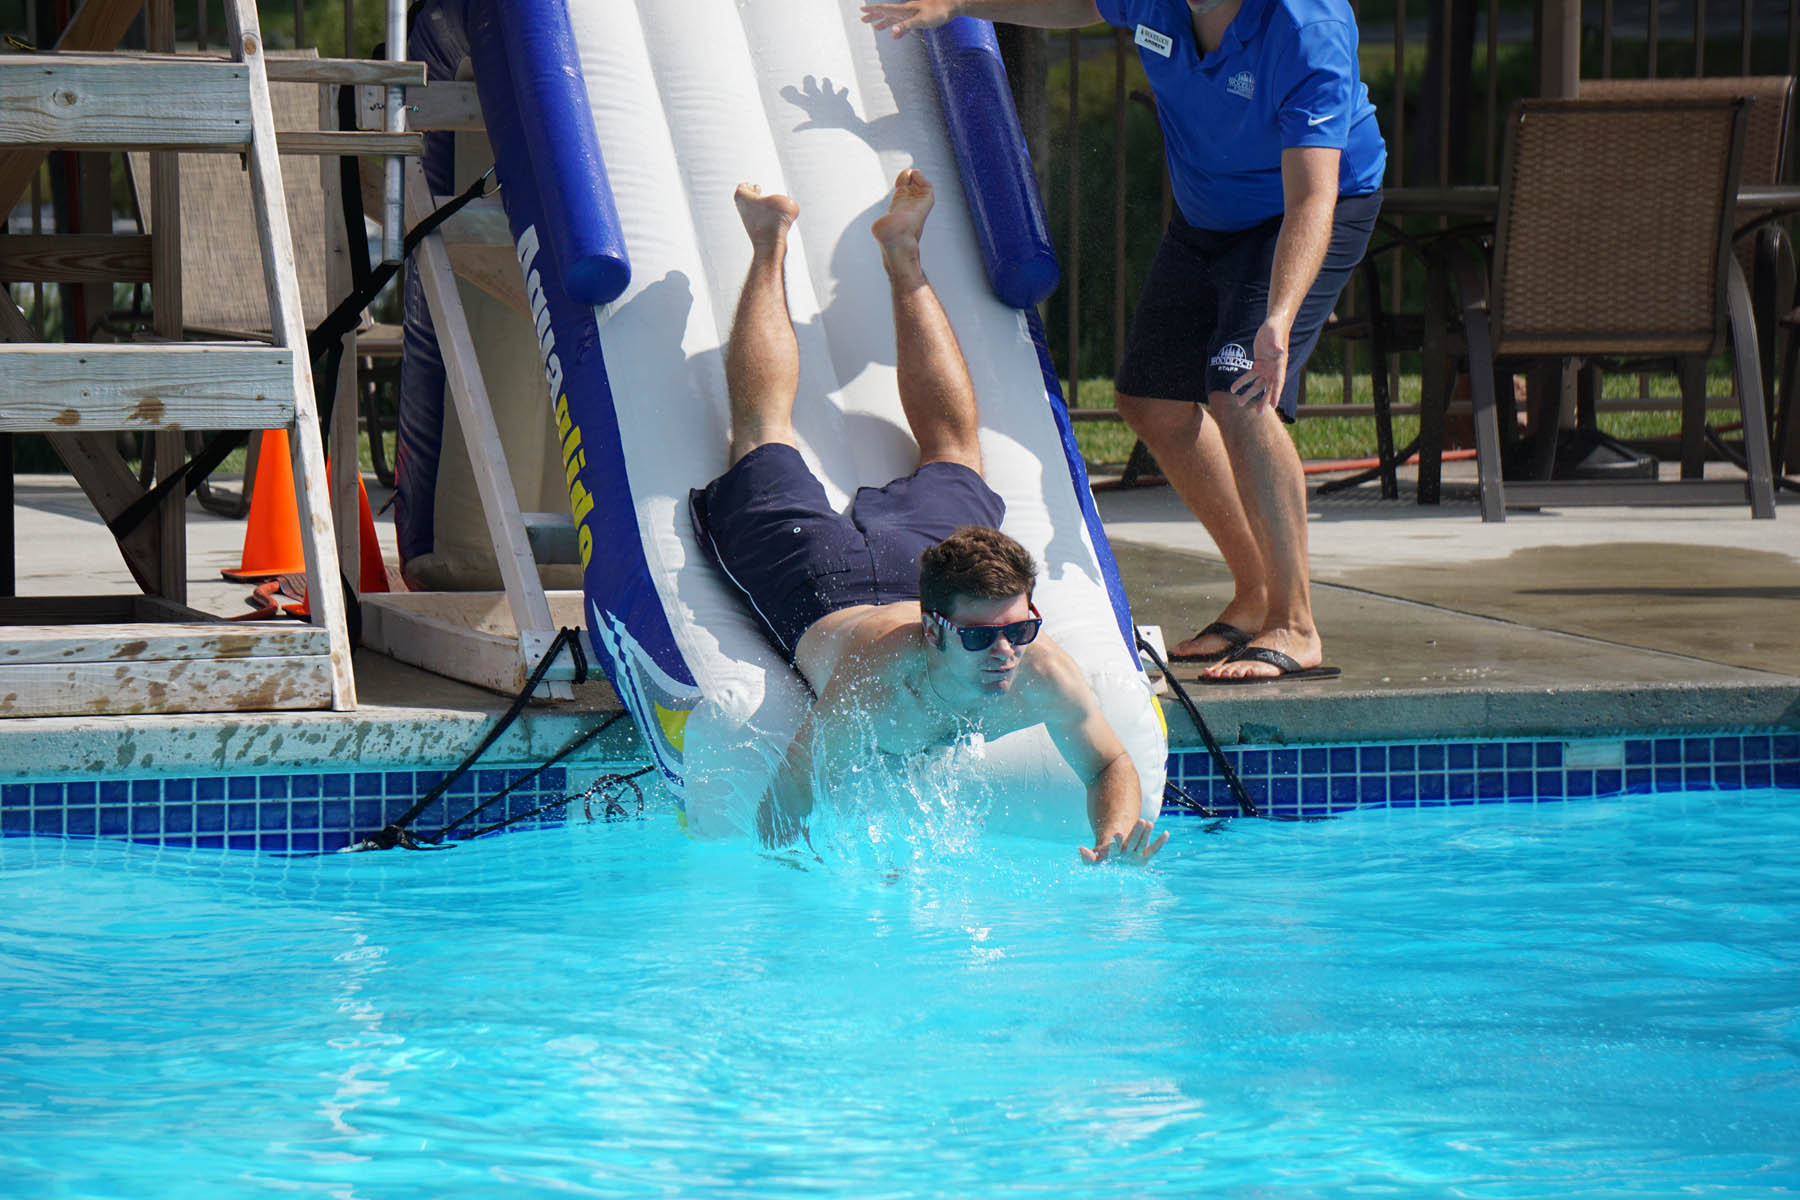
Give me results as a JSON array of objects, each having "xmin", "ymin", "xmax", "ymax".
[{"xmin": 0, "ymin": 0, "xmax": 355, "ymax": 716}]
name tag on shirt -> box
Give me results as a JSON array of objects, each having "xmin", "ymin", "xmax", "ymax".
[{"xmin": 1134, "ymin": 24, "xmax": 1173, "ymax": 57}]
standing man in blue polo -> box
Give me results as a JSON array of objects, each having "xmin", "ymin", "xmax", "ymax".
[{"xmin": 863, "ymin": 0, "xmax": 1384, "ymax": 682}]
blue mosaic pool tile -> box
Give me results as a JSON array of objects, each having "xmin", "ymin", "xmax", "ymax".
[{"xmin": 6, "ymin": 732, "xmax": 1795, "ymax": 851}]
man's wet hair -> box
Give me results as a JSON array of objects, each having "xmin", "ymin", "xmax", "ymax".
[{"xmin": 918, "ymin": 526, "xmax": 1036, "ymax": 616}]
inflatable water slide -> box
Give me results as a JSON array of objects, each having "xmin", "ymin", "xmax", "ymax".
[{"xmin": 399, "ymin": 0, "xmax": 1166, "ymax": 839}]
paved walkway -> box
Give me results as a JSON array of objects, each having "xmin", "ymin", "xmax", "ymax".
[
  {"xmin": 1096, "ymin": 466, "xmax": 1800, "ymax": 744},
  {"xmin": 4, "ymin": 465, "xmax": 1797, "ymax": 771}
]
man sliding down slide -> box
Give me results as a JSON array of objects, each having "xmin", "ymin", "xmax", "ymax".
[{"xmin": 689, "ymin": 170, "xmax": 1167, "ymax": 865}]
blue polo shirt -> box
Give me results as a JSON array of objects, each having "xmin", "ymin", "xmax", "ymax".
[{"xmin": 1096, "ymin": 0, "xmax": 1386, "ymax": 231}]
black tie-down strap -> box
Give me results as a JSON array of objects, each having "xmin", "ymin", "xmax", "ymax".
[{"xmin": 353, "ymin": 628, "xmax": 591, "ymax": 851}]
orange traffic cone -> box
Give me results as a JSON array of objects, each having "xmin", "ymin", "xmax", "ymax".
[
  {"xmin": 280, "ymin": 467, "xmax": 388, "ymax": 617},
  {"xmin": 355, "ymin": 473, "xmax": 390, "ymax": 594},
  {"xmin": 222, "ymin": 429, "xmax": 306, "ymax": 582}
]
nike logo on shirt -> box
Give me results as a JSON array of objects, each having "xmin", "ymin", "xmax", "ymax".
[{"xmin": 1307, "ymin": 113, "xmax": 1336, "ymax": 126}]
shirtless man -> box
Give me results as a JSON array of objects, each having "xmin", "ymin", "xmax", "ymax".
[{"xmin": 689, "ymin": 169, "xmax": 1166, "ymax": 864}]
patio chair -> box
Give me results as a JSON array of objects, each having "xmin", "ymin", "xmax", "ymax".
[
  {"xmin": 1443, "ymin": 96, "xmax": 1778, "ymax": 521},
  {"xmin": 1581, "ymin": 75, "xmax": 1796, "ymax": 468}
]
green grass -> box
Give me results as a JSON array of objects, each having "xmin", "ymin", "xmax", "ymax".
[{"xmin": 1062, "ymin": 372, "xmax": 1713, "ymax": 470}]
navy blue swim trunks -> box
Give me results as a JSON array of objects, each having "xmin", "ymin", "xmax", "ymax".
[
  {"xmin": 1115, "ymin": 190, "xmax": 1381, "ymax": 422},
  {"xmin": 689, "ymin": 443, "xmax": 1006, "ymax": 661}
]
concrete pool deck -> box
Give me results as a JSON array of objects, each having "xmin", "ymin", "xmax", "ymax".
[{"xmin": 3, "ymin": 463, "xmax": 1797, "ymax": 778}]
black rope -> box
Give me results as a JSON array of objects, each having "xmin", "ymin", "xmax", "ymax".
[
  {"xmin": 106, "ymin": 166, "xmax": 499, "ymax": 544},
  {"xmin": 1161, "ymin": 778, "xmax": 1233, "ymax": 819},
  {"xmin": 1136, "ymin": 633, "xmax": 1259, "ymax": 818},
  {"xmin": 352, "ymin": 627, "xmax": 589, "ymax": 851},
  {"xmin": 435, "ymin": 710, "xmax": 627, "ymax": 841},
  {"xmin": 463, "ymin": 764, "xmax": 655, "ymax": 841}
]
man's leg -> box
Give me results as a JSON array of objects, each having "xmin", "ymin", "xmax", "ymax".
[
  {"xmin": 725, "ymin": 184, "xmax": 803, "ymax": 465},
  {"xmin": 871, "ymin": 169, "xmax": 982, "ymax": 473},
  {"xmin": 1193, "ymin": 394, "xmax": 1320, "ymax": 678},
  {"xmin": 1116, "ymin": 393, "xmax": 1269, "ymax": 657}
]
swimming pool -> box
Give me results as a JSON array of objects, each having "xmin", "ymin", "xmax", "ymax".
[{"xmin": 3, "ymin": 774, "xmax": 1797, "ymax": 1196}]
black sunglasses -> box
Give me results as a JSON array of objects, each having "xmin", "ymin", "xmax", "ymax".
[{"xmin": 930, "ymin": 603, "xmax": 1043, "ymax": 652}]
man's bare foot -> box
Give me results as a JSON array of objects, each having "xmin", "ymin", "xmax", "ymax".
[
  {"xmin": 735, "ymin": 183, "xmax": 799, "ymax": 247},
  {"xmin": 1168, "ymin": 603, "xmax": 1264, "ymax": 661},
  {"xmin": 1201, "ymin": 626, "xmax": 1324, "ymax": 681},
  {"xmin": 871, "ymin": 168, "xmax": 934, "ymax": 252}
]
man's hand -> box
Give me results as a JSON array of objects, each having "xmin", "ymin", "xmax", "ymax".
[
  {"xmin": 861, "ymin": 0, "xmax": 960, "ymax": 37},
  {"xmin": 1080, "ymin": 818, "xmax": 1169, "ymax": 865},
  {"xmin": 1229, "ymin": 318, "xmax": 1289, "ymax": 413}
]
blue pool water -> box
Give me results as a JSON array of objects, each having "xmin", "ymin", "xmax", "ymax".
[{"xmin": 3, "ymin": 789, "xmax": 1798, "ymax": 1198}]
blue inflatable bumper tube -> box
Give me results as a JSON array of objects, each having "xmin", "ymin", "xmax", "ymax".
[
  {"xmin": 494, "ymin": 1, "xmax": 630, "ymax": 305},
  {"xmin": 920, "ymin": 19, "xmax": 1059, "ymax": 310}
]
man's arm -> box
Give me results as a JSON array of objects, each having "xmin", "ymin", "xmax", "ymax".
[
  {"xmin": 1229, "ymin": 146, "xmax": 1341, "ymax": 412},
  {"xmin": 1033, "ymin": 647, "xmax": 1168, "ymax": 864},
  {"xmin": 862, "ymin": 0, "xmax": 1103, "ymax": 38}
]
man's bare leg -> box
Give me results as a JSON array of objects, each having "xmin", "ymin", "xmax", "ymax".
[
  {"xmin": 871, "ymin": 169, "xmax": 982, "ymax": 472},
  {"xmin": 1117, "ymin": 392, "xmax": 1268, "ymax": 659},
  {"xmin": 1198, "ymin": 393, "xmax": 1322, "ymax": 677},
  {"xmin": 725, "ymin": 183, "xmax": 803, "ymax": 465}
]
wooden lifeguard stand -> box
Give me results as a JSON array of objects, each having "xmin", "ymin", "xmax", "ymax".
[{"xmin": 0, "ymin": 0, "xmax": 406, "ymax": 717}]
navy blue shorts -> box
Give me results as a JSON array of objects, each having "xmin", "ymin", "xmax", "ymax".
[
  {"xmin": 689, "ymin": 443, "xmax": 1006, "ymax": 660},
  {"xmin": 1115, "ymin": 190, "xmax": 1381, "ymax": 422}
]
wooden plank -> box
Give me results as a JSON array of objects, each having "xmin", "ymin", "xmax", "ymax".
[
  {"xmin": 0, "ymin": 622, "xmax": 330, "ymax": 665},
  {"xmin": 321, "ymin": 86, "xmax": 362, "ymax": 591},
  {"xmin": 0, "ymin": 57, "xmax": 254, "ymax": 149},
  {"xmin": 406, "ymin": 158, "xmax": 567, "ymax": 701},
  {"xmin": 0, "ymin": 344, "xmax": 295, "ymax": 431},
  {"xmin": 268, "ymin": 57, "xmax": 425, "ymax": 87},
  {"xmin": 0, "ymin": 297, "xmax": 162, "ymax": 590},
  {"xmin": 226, "ymin": 0, "xmax": 356, "ymax": 712},
  {"xmin": 358, "ymin": 80, "xmax": 483, "ymax": 131},
  {"xmin": 276, "ymin": 130, "xmax": 423, "ymax": 157},
  {"xmin": 0, "ymin": 655, "xmax": 333, "ymax": 717},
  {"xmin": 0, "ymin": 0, "xmax": 143, "ymax": 213},
  {"xmin": 148, "ymin": 0, "xmax": 186, "ymax": 608},
  {"xmin": 0, "ymin": 234, "xmax": 153, "ymax": 283},
  {"xmin": 361, "ymin": 598, "xmax": 542, "ymax": 695}
]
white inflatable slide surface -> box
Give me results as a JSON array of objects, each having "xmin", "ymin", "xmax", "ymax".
[{"xmin": 452, "ymin": 0, "xmax": 1167, "ymax": 840}]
